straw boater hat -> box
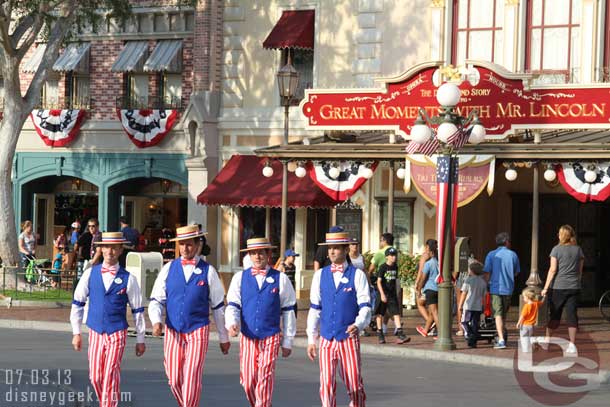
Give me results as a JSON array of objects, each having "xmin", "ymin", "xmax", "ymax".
[
  {"xmin": 318, "ymin": 232, "xmax": 352, "ymax": 246},
  {"xmin": 93, "ymin": 232, "xmax": 129, "ymax": 245},
  {"xmin": 240, "ymin": 237, "xmax": 277, "ymax": 252},
  {"xmin": 170, "ymin": 225, "xmax": 207, "ymax": 242}
]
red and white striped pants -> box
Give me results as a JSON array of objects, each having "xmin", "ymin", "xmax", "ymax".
[
  {"xmin": 239, "ymin": 333, "xmax": 281, "ymax": 407},
  {"xmin": 163, "ymin": 325, "xmax": 210, "ymax": 407},
  {"xmin": 319, "ymin": 336, "xmax": 366, "ymax": 407},
  {"xmin": 88, "ymin": 329, "xmax": 127, "ymax": 407}
]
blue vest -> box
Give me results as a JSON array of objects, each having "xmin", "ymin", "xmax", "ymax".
[
  {"xmin": 165, "ymin": 258, "xmax": 211, "ymax": 333},
  {"xmin": 320, "ymin": 264, "xmax": 359, "ymax": 341},
  {"xmin": 240, "ymin": 268, "xmax": 281, "ymax": 339},
  {"xmin": 86, "ymin": 265, "xmax": 130, "ymax": 335}
]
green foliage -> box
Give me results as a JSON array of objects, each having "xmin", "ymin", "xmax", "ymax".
[{"xmin": 363, "ymin": 249, "xmax": 420, "ymax": 287}]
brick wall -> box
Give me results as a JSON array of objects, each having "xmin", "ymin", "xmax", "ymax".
[
  {"xmin": 192, "ymin": 0, "xmax": 210, "ymax": 92},
  {"xmin": 89, "ymin": 40, "xmax": 124, "ymax": 120}
]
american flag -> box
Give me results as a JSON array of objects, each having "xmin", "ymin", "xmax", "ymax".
[
  {"xmin": 435, "ymin": 155, "xmax": 459, "ymax": 284},
  {"xmin": 405, "ymin": 127, "xmax": 468, "ymax": 156}
]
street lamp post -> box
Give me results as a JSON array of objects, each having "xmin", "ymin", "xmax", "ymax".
[
  {"xmin": 276, "ymin": 54, "xmax": 300, "ymax": 258},
  {"xmin": 408, "ymin": 79, "xmax": 486, "ymax": 351}
]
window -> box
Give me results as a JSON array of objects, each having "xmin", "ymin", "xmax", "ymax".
[
  {"xmin": 452, "ymin": 0, "xmax": 504, "ymax": 66},
  {"xmin": 282, "ymin": 48, "xmax": 313, "ymax": 105},
  {"xmin": 379, "ymin": 199, "xmax": 414, "ymax": 253},
  {"xmin": 239, "ymin": 207, "xmax": 295, "ymax": 264},
  {"xmin": 42, "ymin": 74, "xmax": 59, "ymax": 108},
  {"xmin": 68, "ymin": 73, "xmax": 90, "ymax": 109},
  {"xmin": 35, "ymin": 198, "xmax": 47, "ymax": 246},
  {"xmin": 305, "ymin": 208, "xmax": 329, "ymax": 268},
  {"xmin": 527, "ymin": 0, "xmax": 581, "ymax": 83},
  {"xmin": 126, "ymin": 73, "xmax": 149, "ymax": 108},
  {"xmin": 160, "ymin": 73, "xmax": 182, "ymax": 108}
]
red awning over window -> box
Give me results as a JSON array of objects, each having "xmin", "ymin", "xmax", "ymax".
[
  {"xmin": 197, "ymin": 155, "xmax": 339, "ymax": 208},
  {"xmin": 263, "ymin": 10, "xmax": 315, "ymax": 50}
]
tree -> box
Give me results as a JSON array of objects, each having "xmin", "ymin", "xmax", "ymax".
[{"xmin": 0, "ymin": 0, "xmax": 132, "ymax": 270}]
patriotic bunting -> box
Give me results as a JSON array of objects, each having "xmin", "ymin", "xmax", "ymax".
[
  {"xmin": 307, "ymin": 161, "xmax": 377, "ymax": 201},
  {"xmin": 116, "ymin": 108, "xmax": 179, "ymax": 148},
  {"xmin": 556, "ymin": 162, "xmax": 610, "ymax": 203},
  {"xmin": 30, "ymin": 109, "xmax": 87, "ymax": 147}
]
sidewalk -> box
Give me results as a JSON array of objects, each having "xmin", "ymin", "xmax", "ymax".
[{"xmin": 1, "ymin": 304, "xmax": 608, "ymax": 377}]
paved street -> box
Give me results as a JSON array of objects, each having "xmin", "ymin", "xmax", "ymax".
[{"xmin": 1, "ymin": 329, "xmax": 608, "ymax": 407}]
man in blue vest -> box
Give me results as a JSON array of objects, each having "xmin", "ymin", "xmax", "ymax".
[
  {"xmin": 226, "ymin": 237, "xmax": 297, "ymax": 407},
  {"xmin": 149, "ymin": 225, "xmax": 230, "ymax": 407},
  {"xmin": 70, "ymin": 232, "xmax": 146, "ymax": 407},
  {"xmin": 307, "ymin": 231, "xmax": 371, "ymax": 407}
]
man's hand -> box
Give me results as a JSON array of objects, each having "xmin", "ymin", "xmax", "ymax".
[
  {"xmin": 346, "ymin": 324, "xmax": 359, "ymax": 337},
  {"xmin": 72, "ymin": 334, "xmax": 82, "ymax": 351},
  {"xmin": 281, "ymin": 347, "xmax": 291, "ymax": 358},
  {"xmin": 381, "ymin": 294, "xmax": 387, "ymax": 303},
  {"xmin": 307, "ymin": 344, "xmax": 317, "ymax": 361},
  {"xmin": 135, "ymin": 343, "xmax": 146, "ymax": 357},
  {"xmin": 228, "ymin": 325, "xmax": 239, "ymax": 337},
  {"xmin": 219, "ymin": 342, "xmax": 231, "ymax": 355},
  {"xmin": 152, "ymin": 323, "xmax": 163, "ymax": 337},
  {"xmin": 541, "ymin": 289, "xmax": 548, "ymax": 298}
]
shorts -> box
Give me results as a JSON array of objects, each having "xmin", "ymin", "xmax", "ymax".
[
  {"xmin": 424, "ymin": 290, "xmax": 438, "ymax": 305},
  {"xmin": 375, "ymin": 296, "xmax": 400, "ymax": 316},
  {"xmin": 547, "ymin": 289, "xmax": 580, "ymax": 329},
  {"xmin": 491, "ymin": 295, "xmax": 511, "ymax": 318}
]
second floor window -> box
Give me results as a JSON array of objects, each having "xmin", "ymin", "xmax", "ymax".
[
  {"xmin": 42, "ymin": 73, "xmax": 60, "ymax": 108},
  {"xmin": 453, "ymin": 0, "xmax": 504, "ymax": 66},
  {"xmin": 527, "ymin": 0, "xmax": 581, "ymax": 82},
  {"xmin": 159, "ymin": 73, "xmax": 182, "ymax": 108},
  {"xmin": 67, "ymin": 73, "xmax": 90, "ymax": 109},
  {"xmin": 126, "ymin": 73, "xmax": 149, "ymax": 108}
]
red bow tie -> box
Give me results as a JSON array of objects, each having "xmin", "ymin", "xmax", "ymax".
[
  {"xmin": 101, "ymin": 266, "xmax": 117, "ymax": 275},
  {"xmin": 251, "ymin": 268, "xmax": 267, "ymax": 276},
  {"xmin": 181, "ymin": 258, "xmax": 197, "ymax": 266},
  {"xmin": 331, "ymin": 264, "xmax": 344, "ymax": 273}
]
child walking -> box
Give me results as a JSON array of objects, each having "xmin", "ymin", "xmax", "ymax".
[
  {"xmin": 457, "ymin": 261, "xmax": 487, "ymax": 348},
  {"xmin": 517, "ymin": 287, "xmax": 544, "ymax": 352},
  {"xmin": 376, "ymin": 247, "xmax": 410, "ymax": 344}
]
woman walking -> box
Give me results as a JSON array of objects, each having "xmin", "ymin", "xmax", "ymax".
[
  {"xmin": 18, "ymin": 220, "xmax": 36, "ymax": 268},
  {"xmin": 541, "ymin": 225, "xmax": 584, "ymax": 355},
  {"xmin": 415, "ymin": 239, "xmax": 439, "ymax": 338}
]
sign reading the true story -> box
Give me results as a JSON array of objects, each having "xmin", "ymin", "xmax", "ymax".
[{"xmin": 300, "ymin": 61, "xmax": 610, "ymax": 138}]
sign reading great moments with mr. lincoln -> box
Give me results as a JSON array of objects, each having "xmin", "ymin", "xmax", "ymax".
[{"xmin": 299, "ymin": 61, "xmax": 610, "ymax": 137}]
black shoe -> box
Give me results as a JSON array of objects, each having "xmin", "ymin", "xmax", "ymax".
[
  {"xmin": 395, "ymin": 329, "xmax": 410, "ymax": 344},
  {"xmin": 378, "ymin": 331, "xmax": 386, "ymax": 344}
]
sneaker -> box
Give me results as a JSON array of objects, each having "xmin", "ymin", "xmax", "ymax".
[
  {"xmin": 565, "ymin": 342, "xmax": 578, "ymax": 356},
  {"xmin": 536, "ymin": 337, "xmax": 549, "ymax": 351},
  {"xmin": 494, "ymin": 340, "xmax": 507, "ymax": 349},
  {"xmin": 428, "ymin": 328, "xmax": 437, "ymax": 337},
  {"xmin": 378, "ymin": 331, "xmax": 386, "ymax": 344},
  {"xmin": 360, "ymin": 330, "xmax": 371, "ymax": 337},
  {"xmin": 416, "ymin": 326, "xmax": 428, "ymax": 337},
  {"xmin": 395, "ymin": 329, "xmax": 411, "ymax": 344}
]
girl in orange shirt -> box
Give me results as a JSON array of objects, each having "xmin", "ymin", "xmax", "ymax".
[{"xmin": 516, "ymin": 288, "xmax": 544, "ymax": 352}]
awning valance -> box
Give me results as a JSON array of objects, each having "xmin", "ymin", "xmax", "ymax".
[
  {"xmin": 197, "ymin": 155, "xmax": 340, "ymax": 208},
  {"xmin": 111, "ymin": 41, "xmax": 148, "ymax": 73},
  {"xmin": 263, "ymin": 10, "xmax": 315, "ymax": 50},
  {"xmin": 144, "ymin": 40, "xmax": 182, "ymax": 72},
  {"xmin": 22, "ymin": 44, "xmax": 47, "ymax": 73},
  {"xmin": 53, "ymin": 43, "xmax": 91, "ymax": 73}
]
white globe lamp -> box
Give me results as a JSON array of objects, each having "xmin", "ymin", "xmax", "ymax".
[
  {"xmin": 543, "ymin": 168, "xmax": 557, "ymax": 182},
  {"xmin": 396, "ymin": 167, "xmax": 406, "ymax": 179},
  {"xmin": 505, "ymin": 168, "xmax": 517, "ymax": 181},
  {"xmin": 328, "ymin": 166, "xmax": 340, "ymax": 180},
  {"xmin": 262, "ymin": 165, "xmax": 274, "ymax": 178},
  {"xmin": 436, "ymin": 121, "xmax": 458, "ymax": 143},
  {"xmin": 295, "ymin": 166, "xmax": 307, "ymax": 178},
  {"xmin": 584, "ymin": 168, "xmax": 598, "ymax": 183},
  {"xmin": 469, "ymin": 123, "xmax": 486, "ymax": 144},
  {"xmin": 436, "ymin": 82, "xmax": 461, "ymax": 107}
]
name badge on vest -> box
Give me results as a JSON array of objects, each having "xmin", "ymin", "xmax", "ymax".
[
  {"xmin": 266, "ymin": 277, "xmax": 274, "ymax": 283},
  {"xmin": 193, "ymin": 268, "xmax": 202, "ymax": 275},
  {"xmin": 114, "ymin": 277, "xmax": 123, "ymax": 284},
  {"xmin": 340, "ymin": 277, "xmax": 349, "ymax": 284}
]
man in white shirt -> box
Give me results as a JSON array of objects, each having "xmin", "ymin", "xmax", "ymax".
[
  {"xmin": 226, "ymin": 237, "xmax": 297, "ymax": 407},
  {"xmin": 149, "ymin": 225, "xmax": 230, "ymax": 407},
  {"xmin": 70, "ymin": 232, "xmax": 146, "ymax": 407},
  {"xmin": 307, "ymin": 231, "xmax": 371, "ymax": 407}
]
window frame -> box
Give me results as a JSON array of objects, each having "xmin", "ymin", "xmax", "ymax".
[
  {"xmin": 451, "ymin": 0, "xmax": 503, "ymax": 65},
  {"xmin": 376, "ymin": 198, "xmax": 415, "ymax": 254},
  {"xmin": 525, "ymin": 0, "xmax": 581, "ymax": 80}
]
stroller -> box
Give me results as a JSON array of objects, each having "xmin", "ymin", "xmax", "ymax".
[
  {"xmin": 477, "ymin": 292, "xmax": 499, "ymax": 344},
  {"xmin": 24, "ymin": 255, "xmax": 51, "ymax": 287}
]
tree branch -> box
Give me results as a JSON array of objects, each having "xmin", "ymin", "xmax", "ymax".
[
  {"xmin": 0, "ymin": 15, "xmax": 14, "ymax": 57},
  {"xmin": 14, "ymin": 14, "xmax": 44, "ymax": 61},
  {"xmin": 10, "ymin": 15, "xmax": 35, "ymax": 49}
]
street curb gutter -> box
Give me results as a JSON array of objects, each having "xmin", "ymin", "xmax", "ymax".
[{"xmin": 2, "ymin": 319, "xmax": 608, "ymax": 385}]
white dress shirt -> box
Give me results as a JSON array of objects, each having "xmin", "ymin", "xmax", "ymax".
[
  {"xmin": 148, "ymin": 256, "xmax": 229, "ymax": 343},
  {"xmin": 70, "ymin": 264, "xmax": 146, "ymax": 343},
  {"xmin": 225, "ymin": 266, "xmax": 297, "ymax": 349},
  {"xmin": 306, "ymin": 261, "xmax": 372, "ymax": 345}
]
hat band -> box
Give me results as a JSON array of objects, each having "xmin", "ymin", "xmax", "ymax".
[
  {"xmin": 326, "ymin": 238, "xmax": 350, "ymax": 244},
  {"xmin": 176, "ymin": 230, "xmax": 200, "ymax": 238},
  {"xmin": 247, "ymin": 242, "xmax": 271, "ymax": 249},
  {"xmin": 102, "ymin": 238, "xmax": 125, "ymax": 243}
]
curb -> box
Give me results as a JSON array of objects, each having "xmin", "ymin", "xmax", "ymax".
[
  {"xmin": 8, "ymin": 299, "xmax": 71, "ymax": 308},
  {"xmin": 2, "ymin": 318, "xmax": 608, "ymax": 385}
]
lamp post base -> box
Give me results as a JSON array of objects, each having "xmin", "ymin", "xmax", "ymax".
[{"xmin": 434, "ymin": 281, "xmax": 457, "ymax": 351}]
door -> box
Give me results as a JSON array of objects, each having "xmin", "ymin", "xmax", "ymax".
[{"xmin": 32, "ymin": 193, "xmax": 55, "ymax": 260}]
